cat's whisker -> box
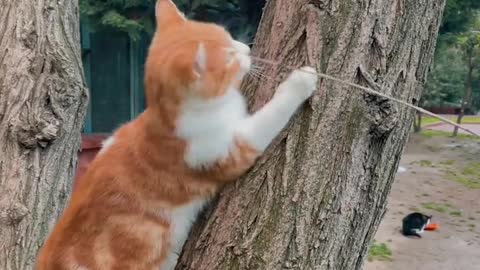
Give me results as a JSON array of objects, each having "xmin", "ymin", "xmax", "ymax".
[
  {"xmin": 251, "ymin": 66, "xmax": 266, "ymax": 74},
  {"xmin": 249, "ymin": 75, "xmax": 261, "ymax": 81},
  {"xmin": 249, "ymin": 69, "xmax": 269, "ymax": 81},
  {"xmin": 248, "ymin": 71, "xmax": 264, "ymax": 81},
  {"xmin": 256, "ymin": 72, "xmax": 271, "ymax": 81},
  {"xmin": 250, "ymin": 68, "xmax": 265, "ymax": 76},
  {"xmin": 250, "ymin": 66, "xmax": 268, "ymax": 77},
  {"xmin": 247, "ymin": 72, "xmax": 259, "ymax": 81},
  {"xmin": 250, "ymin": 67, "xmax": 272, "ymax": 81}
]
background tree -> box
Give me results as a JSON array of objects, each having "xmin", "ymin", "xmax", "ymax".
[
  {"xmin": 417, "ymin": 43, "xmax": 466, "ymax": 132},
  {"xmin": 176, "ymin": 0, "xmax": 446, "ymax": 269},
  {"xmin": 416, "ymin": 0, "xmax": 480, "ymax": 132},
  {"xmin": 0, "ymin": 1, "xmax": 87, "ymax": 269},
  {"xmin": 440, "ymin": 0, "xmax": 480, "ymax": 34},
  {"xmin": 453, "ymin": 32, "xmax": 480, "ymax": 136},
  {"xmin": 424, "ymin": 45, "xmax": 465, "ymax": 109}
]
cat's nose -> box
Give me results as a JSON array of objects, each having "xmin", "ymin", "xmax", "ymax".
[{"xmin": 232, "ymin": 40, "xmax": 250, "ymax": 55}]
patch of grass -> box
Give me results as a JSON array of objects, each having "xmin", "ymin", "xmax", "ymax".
[
  {"xmin": 468, "ymin": 224, "xmax": 476, "ymax": 228},
  {"xmin": 462, "ymin": 162, "xmax": 480, "ymax": 176},
  {"xmin": 409, "ymin": 207, "xmax": 420, "ymax": 212},
  {"xmin": 422, "ymin": 202, "xmax": 448, "ymax": 213},
  {"xmin": 444, "ymin": 203, "xmax": 455, "ymax": 208},
  {"xmin": 462, "ymin": 117, "xmax": 480, "ymax": 124},
  {"xmin": 446, "ymin": 164, "xmax": 480, "ymax": 189},
  {"xmin": 440, "ymin": 160, "xmax": 455, "ymax": 166},
  {"xmin": 422, "ymin": 202, "xmax": 460, "ymax": 214},
  {"xmin": 421, "ymin": 117, "xmax": 444, "ymax": 126},
  {"xmin": 412, "ymin": 160, "xmax": 434, "ymax": 167},
  {"xmin": 368, "ymin": 241, "xmax": 393, "ymax": 262},
  {"xmin": 426, "ymin": 145, "xmax": 441, "ymax": 152},
  {"xmin": 449, "ymin": 211, "xmax": 462, "ymax": 217},
  {"xmin": 468, "ymin": 217, "xmax": 476, "ymax": 221},
  {"xmin": 453, "ymin": 176, "xmax": 480, "ymax": 189},
  {"xmin": 421, "ymin": 116, "xmax": 480, "ymax": 127},
  {"xmin": 419, "ymin": 130, "xmax": 480, "ymax": 141}
]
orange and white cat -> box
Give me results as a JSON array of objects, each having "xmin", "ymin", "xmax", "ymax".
[{"xmin": 35, "ymin": 0, "xmax": 318, "ymax": 269}]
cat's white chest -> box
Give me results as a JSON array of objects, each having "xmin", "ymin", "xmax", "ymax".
[
  {"xmin": 160, "ymin": 199, "xmax": 207, "ymax": 270},
  {"xmin": 176, "ymin": 88, "xmax": 248, "ymax": 168},
  {"xmin": 169, "ymin": 199, "xmax": 206, "ymax": 251}
]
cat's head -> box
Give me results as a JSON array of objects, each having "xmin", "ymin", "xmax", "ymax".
[
  {"xmin": 425, "ymin": 214, "xmax": 432, "ymax": 224},
  {"xmin": 419, "ymin": 213, "xmax": 432, "ymax": 224},
  {"xmin": 145, "ymin": 0, "xmax": 251, "ymax": 105}
]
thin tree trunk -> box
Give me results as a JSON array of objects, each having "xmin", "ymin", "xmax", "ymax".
[
  {"xmin": 453, "ymin": 52, "xmax": 473, "ymax": 136},
  {"xmin": 454, "ymin": 106, "xmax": 465, "ymax": 137},
  {"xmin": 0, "ymin": 0, "xmax": 88, "ymax": 269},
  {"xmin": 177, "ymin": 0, "xmax": 445, "ymax": 269},
  {"xmin": 414, "ymin": 112, "xmax": 422, "ymax": 133}
]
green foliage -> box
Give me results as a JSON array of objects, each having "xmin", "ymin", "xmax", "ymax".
[
  {"xmin": 80, "ymin": 0, "xmax": 155, "ymax": 40},
  {"xmin": 424, "ymin": 45, "xmax": 466, "ymax": 108},
  {"xmin": 411, "ymin": 159, "xmax": 435, "ymax": 167},
  {"xmin": 80, "ymin": 0, "xmax": 265, "ymax": 42},
  {"xmin": 441, "ymin": 0, "xmax": 480, "ymax": 34},
  {"xmin": 445, "ymin": 162, "xmax": 480, "ymax": 189},
  {"xmin": 423, "ymin": 8, "xmax": 480, "ymax": 113}
]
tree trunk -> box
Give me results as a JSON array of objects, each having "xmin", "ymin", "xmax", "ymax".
[
  {"xmin": 177, "ymin": 0, "xmax": 445, "ymax": 269},
  {"xmin": 414, "ymin": 112, "xmax": 422, "ymax": 133},
  {"xmin": 0, "ymin": 0, "xmax": 88, "ymax": 269},
  {"xmin": 453, "ymin": 51, "xmax": 473, "ymax": 136}
]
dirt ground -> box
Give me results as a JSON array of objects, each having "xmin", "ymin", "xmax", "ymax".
[{"xmin": 363, "ymin": 135, "xmax": 480, "ymax": 270}]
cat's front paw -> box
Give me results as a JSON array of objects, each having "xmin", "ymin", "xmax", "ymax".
[{"xmin": 278, "ymin": 66, "xmax": 318, "ymax": 101}]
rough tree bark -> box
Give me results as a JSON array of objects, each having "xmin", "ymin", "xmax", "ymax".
[
  {"xmin": 0, "ymin": 0, "xmax": 87, "ymax": 269},
  {"xmin": 177, "ymin": 0, "xmax": 445, "ymax": 269}
]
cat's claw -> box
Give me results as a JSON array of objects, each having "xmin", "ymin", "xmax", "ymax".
[{"xmin": 279, "ymin": 66, "xmax": 318, "ymax": 101}]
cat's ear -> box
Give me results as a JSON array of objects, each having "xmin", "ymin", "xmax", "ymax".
[
  {"xmin": 155, "ymin": 0, "xmax": 186, "ymax": 29},
  {"xmin": 193, "ymin": 43, "xmax": 207, "ymax": 78}
]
